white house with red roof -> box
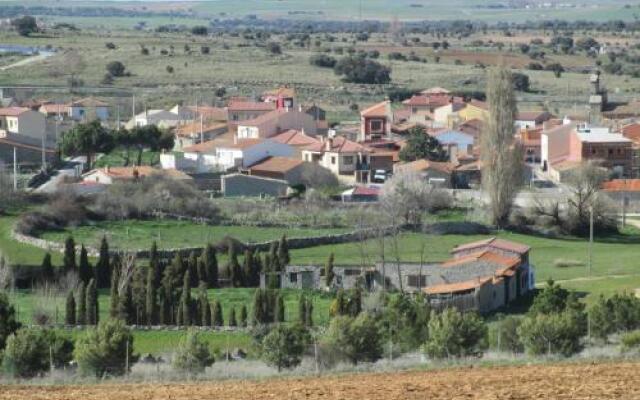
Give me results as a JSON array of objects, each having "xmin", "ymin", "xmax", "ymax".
[
  {"xmin": 227, "ymin": 100, "xmax": 276, "ymax": 123},
  {"xmin": 237, "ymin": 108, "xmax": 317, "ymax": 139},
  {"xmin": 302, "ymin": 136, "xmax": 371, "ymax": 183},
  {"xmin": 0, "ymin": 107, "xmax": 46, "ymax": 142}
]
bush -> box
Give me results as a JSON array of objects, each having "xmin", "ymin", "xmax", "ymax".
[
  {"xmin": 309, "ymin": 54, "xmax": 337, "ymax": 68},
  {"xmin": 11, "ymin": 16, "xmax": 38, "ymax": 37},
  {"xmin": 423, "ymin": 308, "xmax": 487, "ymax": 359},
  {"xmin": 334, "ymin": 56, "xmax": 391, "ymax": 84},
  {"xmin": 518, "ymin": 311, "xmax": 584, "ymax": 356},
  {"xmin": 75, "ymin": 319, "xmax": 138, "ymax": 377},
  {"xmin": 589, "ymin": 293, "xmax": 640, "ymax": 341},
  {"xmin": 2, "ymin": 328, "xmax": 49, "ymax": 378},
  {"xmin": 490, "ymin": 316, "xmax": 523, "ymax": 353},
  {"xmin": 0, "ymin": 292, "xmax": 21, "ymax": 350},
  {"xmin": 191, "ymin": 26, "xmax": 208, "ymax": 36},
  {"xmin": 621, "ymin": 330, "xmax": 640, "ymax": 351},
  {"xmin": 512, "ymin": 72, "xmax": 530, "ymax": 92},
  {"xmin": 266, "ymin": 42, "xmax": 282, "ymax": 55},
  {"xmin": 322, "ymin": 313, "xmax": 382, "ymax": 364},
  {"xmin": 106, "ymin": 61, "xmax": 126, "ymax": 77},
  {"xmin": 172, "ymin": 330, "xmax": 215, "ymax": 374},
  {"xmin": 261, "ymin": 324, "xmax": 308, "ymax": 371}
]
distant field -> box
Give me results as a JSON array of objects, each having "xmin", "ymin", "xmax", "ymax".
[{"xmin": 39, "ymin": 220, "xmax": 350, "ymax": 250}]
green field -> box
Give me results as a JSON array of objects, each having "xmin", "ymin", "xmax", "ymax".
[{"xmin": 40, "ymin": 220, "xmax": 349, "ymax": 250}]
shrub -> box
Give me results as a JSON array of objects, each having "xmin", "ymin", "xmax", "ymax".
[
  {"xmin": 261, "ymin": 324, "xmax": 308, "ymax": 371},
  {"xmin": 322, "ymin": 313, "xmax": 382, "ymax": 364},
  {"xmin": 191, "ymin": 26, "xmax": 208, "ymax": 36},
  {"xmin": 11, "ymin": 16, "xmax": 38, "ymax": 37},
  {"xmin": 266, "ymin": 42, "xmax": 282, "ymax": 55},
  {"xmin": 106, "ymin": 61, "xmax": 126, "ymax": 77},
  {"xmin": 423, "ymin": 308, "xmax": 487, "ymax": 359},
  {"xmin": 334, "ymin": 56, "xmax": 391, "ymax": 84},
  {"xmin": 512, "ymin": 72, "xmax": 530, "ymax": 92},
  {"xmin": 589, "ymin": 293, "xmax": 640, "ymax": 341},
  {"xmin": 490, "ymin": 316, "xmax": 523, "ymax": 353},
  {"xmin": 309, "ymin": 54, "xmax": 337, "ymax": 68},
  {"xmin": 75, "ymin": 319, "xmax": 138, "ymax": 377},
  {"xmin": 172, "ymin": 330, "xmax": 215, "ymax": 374},
  {"xmin": 621, "ymin": 330, "xmax": 640, "ymax": 351},
  {"xmin": 517, "ymin": 311, "xmax": 584, "ymax": 356},
  {"xmin": 2, "ymin": 328, "xmax": 49, "ymax": 378},
  {"xmin": 552, "ymin": 259, "xmax": 585, "ymax": 268},
  {"xmin": 0, "ymin": 292, "xmax": 21, "ymax": 350},
  {"xmin": 105, "ymin": 42, "xmax": 117, "ymax": 50}
]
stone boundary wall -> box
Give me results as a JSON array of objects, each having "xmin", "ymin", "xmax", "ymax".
[{"xmin": 12, "ymin": 220, "xmax": 489, "ymax": 260}]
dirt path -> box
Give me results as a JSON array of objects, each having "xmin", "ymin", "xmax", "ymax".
[
  {"xmin": 2, "ymin": 361, "xmax": 639, "ymax": 400},
  {"xmin": 0, "ymin": 52, "xmax": 52, "ymax": 71}
]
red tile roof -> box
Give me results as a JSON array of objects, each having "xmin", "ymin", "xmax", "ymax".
[
  {"xmin": 304, "ymin": 136, "xmax": 368, "ymax": 154},
  {"xmin": 249, "ymin": 156, "xmax": 304, "ymax": 173},
  {"xmin": 39, "ymin": 104, "xmax": 68, "ymax": 114},
  {"xmin": 353, "ymin": 186, "xmax": 380, "ymax": 196},
  {"xmin": 270, "ymin": 129, "xmax": 320, "ymax": 147},
  {"xmin": 263, "ymin": 87, "xmax": 295, "ymax": 98},
  {"xmin": 395, "ymin": 159, "xmax": 455, "ymax": 174},
  {"xmin": 622, "ymin": 123, "xmax": 640, "ymax": 144},
  {"xmin": 68, "ymin": 97, "xmax": 108, "ymax": 107},
  {"xmin": 442, "ymin": 250, "xmax": 521, "ymax": 269},
  {"xmin": 227, "ymin": 101, "xmax": 276, "ymax": 112},
  {"xmin": 452, "ymin": 237, "xmax": 530, "ymax": 255},
  {"xmin": 361, "ymin": 101, "xmax": 390, "ymax": 118},
  {"xmin": 602, "ymin": 179, "xmax": 640, "ymax": 192},
  {"xmin": 175, "ymin": 121, "xmax": 228, "ymax": 138},
  {"xmin": 0, "ymin": 107, "xmax": 30, "ymax": 117},
  {"xmin": 423, "ymin": 277, "xmax": 492, "ymax": 295}
]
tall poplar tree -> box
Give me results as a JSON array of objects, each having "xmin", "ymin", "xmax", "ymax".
[
  {"xmin": 203, "ymin": 243, "xmax": 218, "ymax": 288},
  {"xmin": 145, "ymin": 264, "xmax": 157, "ymax": 325},
  {"xmin": 95, "ymin": 236, "xmax": 110, "ymax": 289},
  {"xmin": 76, "ymin": 282, "xmax": 86, "ymax": 325},
  {"xmin": 78, "ymin": 245, "xmax": 93, "ymax": 284},
  {"xmin": 85, "ymin": 278, "xmax": 98, "ymax": 325},
  {"xmin": 63, "ymin": 236, "xmax": 76, "ymax": 274},
  {"xmin": 65, "ymin": 291, "xmax": 76, "ymax": 325}
]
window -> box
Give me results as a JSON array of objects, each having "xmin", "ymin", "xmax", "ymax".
[
  {"xmin": 407, "ymin": 275, "xmax": 427, "ymax": 288},
  {"xmin": 370, "ymin": 119, "xmax": 383, "ymax": 132},
  {"xmin": 331, "ymin": 156, "xmax": 336, "ymax": 165},
  {"xmin": 344, "ymin": 269, "xmax": 361, "ymax": 276},
  {"xmin": 289, "ymin": 273, "xmax": 297, "ymax": 283},
  {"xmin": 618, "ymin": 148, "xmax": 622, "ymax": 155},
  {"xmin": 609, "ymin": 148, "xmax": 613, "ymax": 155},
  {"xmin": 343, "ymin": 155, "xmax": 354, "ymax": 165},
  {"xmin": 592, "ymin": 148, "xmax": 597, "ymax": 154}
]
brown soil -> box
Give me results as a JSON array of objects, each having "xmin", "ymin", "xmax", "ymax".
[{"xmin": 2, "ymin": 361, "xmax": 639, "ymax": 400}]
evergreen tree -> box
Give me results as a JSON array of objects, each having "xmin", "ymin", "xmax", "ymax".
[
  {"xmin": 179, "ymin": 271, "xmax": 192, "ymax": 326},
  {"xmin": 109, "ymin": 263, "xmax": 120, "ymax": 318},
  {"xmin": 162, "ymin": 253, "xmax": 185, "ymax": 321},
  {"xmin": 78, "ymin": 245, "xmax": 93, "ymax": 284},
  {"xmin": 252, "ymin": 289, "xmax": 265, "ymax": 326},
  {"xmin": 268, "ymin": 242, "xmax": 280, "ymax": 272},
  {"xmin": 86, "ymin": 279, "xmax": 98, "ymax": 325},
  {"xmin": 145, "ymin": 265, "xmax": 157, "ymax": 325},
  {"xmin": 77, "ymin": 282, "xmax": 86, "ymax": 325},
  {"xmin": 63, "ymin": 236, "xmax": 76, "ymax": 274},
  {"xmin": 198, "ymin": 284, "xmax": 211, "ymax": 327},
  {"xmin": 228, "ymin": 307, "xmax": 237, "ymax": 327},
  {"xmin": 239, "ymin": 305, "xmax": 248, "ymax": 328},
  {"xmin": 117, "ymin": 284, "xmax": 134, "ymax": 324},
  {"xmin": 131, "ymin": 265, "xmax": 146, "ymax": 325},
  {"xmin": 187, "ymin": 251, "xmax": 198, "ymax": 288},
  {"xmin": 325, "ymin": 253, "xmax": 335, "ymax": 288},
  {"xmin": 277, "ymin": 235, "xmax": 290, "ymax": 267},
  {"xmin": 149, "ymin": 241, "xmax": 162, "ymax": 288},
  {"xmin": 299, "ymin": 294, "xmax": 313, "ymax": 327},
  {"xmin": 95, "ymin": 236, "xmax": 110, "ymax": 289},
  {"xmin": 197, "ymin": 257, "xmax": 207, "ymax": 285},
  {"xmin": 242, "ymin": 249, "xmax": 254, "ymax": 287},
  {"xmin": 65, "ymin": 291, "xmax": 76, "ymax": 325},
  {"xmin": 228, "ymin": 244, "xmax": 243, "ymax": 288},
  {"xmin": 275, "ymin": 293, "xmax": 285, "ymax": 323},
  {"xmin": 305, "ymin": 297, "xmax": 313, "ymax": 327},
  {"xmin": 41, "ymin": 253, "xmax": 54, "ymax": 282},
  {"xmin": 203, "ymin": 244, "xmax": 218, "ymax": 288},
  {"xmin": 212, "ymin": 300, "xmax": 223, "ymax": 327},
  {"xmin": 158, "ymin": 286, "xmax": 170, "ymax": 325},
  {"xmin": 254, "ymin": 252, "xmax": 263, "ymax": 284}
]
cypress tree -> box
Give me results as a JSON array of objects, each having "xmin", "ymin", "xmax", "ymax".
[
  {"xmin": 180, "ymin": 271, "xmax": 192, "ymax": 326},
  {"xmin": 41, "ymin": 253, "xmax": 54, "ymax": 282},
  {"xmin": 274, "ymin": 293, "xmax": 285, "ymax": 323},
  {"xmin": 196, "ymin": 282, "xmax": 209, "ymax": 326},
  {"xmin": 117, "ymin": 284, "xmax": 134, "ymax": 324},
  {"xmin": 239, "ymin": 304, "xmax": 248, "ymax": 327},
  {"xmin": 78, "ymin": 245, "xmax": 93, "ymax": 284},
  {"xmin": 162, "ymin": 253, "xmax": 184, "ymax": 319},
  {"xmin": 158, "ymin": 286, "xmax": 170, "ymax": 325},
  {"xmin": 76, "ymin": 282, "xmax": 86, "ymax": 325},
  {"xmin": 228, "ymin": 307, "xmax": 237, "ymax": 327},
  {"xmin": 253, "ymin": 252, "xmax": 263, "ymax": 287},
  {"xmin": 227, "ymin": 244, "xmax": 243, "ymax": 288},
  {"xmin": 85, "ymin": 278, "xmax": 98, "ymax": 325},
  {"xmin": 131, "ymin": 265, "xmax": 146, "ymax": 325},
  {"xmin": 298, "ymin": 294, "xmax": 307, "ymax": 325},
  {"xmin": 203, "ymin": 243, "xmax": 218, "ymax": 288},
  {"xmin": 95, "ymin": 236, "xmax": 110, "ymax": 289},
  {"xmin": 187, "ymin": 251, "xmax": 198, "ymax": 288},
  {"xmin": 145, "ymin": 264, "xmax": 157, "ymax": 325},
  {"xmin": 212, "ymin": 300, "xmax": 223, "ymax": 327},
  {"xmin": 63, "ymin": 236, "xmax": 76, "ymax": 274},
  {"xmin": 325, "ymin": 253, "xmax": 335, "ymax": 288},
  {"xmin": 109, "ymin": 263, "xmax": 120, "ymax": 318},
  {"xmin": 268, "ymin": 242, "xmax": 280, "ymax": 272},
  {"xmin": 305, "ymin": 297, "xmax": 313, "ymax": 327},
  {"xmin": 196, "ymin": 257, "xmax": 207, "ymax": 285},
  {"xmin": 242, "ymin": 249, "xmax": 253, "ymax": 287},
  {"xmin": 252, "ymin": 289, "xmax": 264, "ymax": 325},
  {"xmin": 65, "ymin": 291, "xmax": 76, "ymax": 325},
  {"xmin": 277, "ymin": 235, "xmax": 290, "ymax": 266},
  {"xmin": 149, "ymin": 241, "xmax": 162, "ymax": 287}
]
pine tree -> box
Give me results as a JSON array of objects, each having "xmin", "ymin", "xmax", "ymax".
[
  {"xmin": 95, "ymin": 236, "xmax": 110, "ymax": 289},
  {"xmin": 63, "ymin": 236, "xmax": 76, "ymax": 274},
  {"xmin": 77, "ymin": 282, "xmax": 86, "ymax": 325},
  {"xmin": 203, "ymin": 243, "xmax": 218, "ymax": 288},
  {"xmin": 78, "ymin": 245, "xmax": 93, "ymax": 284},
  {"xmin": 228, "ymin": 244, "xmax": 243, "ymax": 288},
  {"xmin": 109, "ymin": 263, "xmax": 120, "ymax": 318},
  {"xmin": 212, "ymin": 300, "xmax": 223, "ymax": 327},
  {"xmin": 274, "ymin": 293, "xmax": 285, "ymax": 323},
  {"xmin": 239, "ymin": 304, "xmax": 248, "ymax": 327},
  {"xmin": 179, "ymin": 271, "xmax": 192, "ymax": 326},
  {"xmin": 145, "ymin": 264, "xmax": 157, "ymax": 325},
  {"xmin": 86, "ymin": 279, "xmax": 98, "ymax": 325},
  {"xmin": 65, "ymin": 291, "xmax": 76, "ymax": 325},
  {"xmin": 228, "ymin": 307, "xmax": 237, "ymax": 327},
  {"xmin": 325, "ymin": 253, "xmax": 335, "ymax": 288},
  {"xmin": 41, "ymin": 253, "xmax": 54, "ymax": 282},
  {"xmin": 187, "ymin": 251, "xmax": 198, "ymax": 288},
  {"xmin": 277, "ymin": 235, "xmax": 290, "ymax": 267}
]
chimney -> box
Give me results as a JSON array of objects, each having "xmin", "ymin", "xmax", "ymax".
[{"xmin": 325, "ymin": 137, "xmax": 333, "ymax": 152}]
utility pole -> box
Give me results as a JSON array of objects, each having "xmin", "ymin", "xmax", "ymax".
[
  {"xmin": 41, "ymin": 129, "xmax": 46, "ymax": 171},
  {"xmin": 125, "ymin": 340, "xmax": 129, "ymax": 375},
  {"xmin": 13, "ymin": 146, "xmax": 17, "ymax": 191},
  {"xmin": 588, "ymin": 205, "xmax": 594, "ymax": 276}
]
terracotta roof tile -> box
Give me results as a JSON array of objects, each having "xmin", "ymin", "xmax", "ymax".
[
  {"xmin": 68, "ymin": 97, "xmax": 108, "ymax": 107},
  {"xmin": 249, "ymin": 156, "xmax": 304, "ymax": 173},
  {"xmin": 395, "ymin": 159, "xmax": 455, "ymax": 174},
  {"xmin": 270, "ymin": 129, "xmax": 320, "ymax": 146},
  {"xmin": 452, "ymin": 237, "xmax": 530, "ymax": 255},
  {"xmin": 304, "ymin": 136, "xmax": 368, "ymax": 154},
  {"xmin": 602, "ymin": 179, "xmax": 640, "ymax": 192},
  {"xmin": 361, "ymin": 101, "xmax": 390, "ymax": 118},
  {"xmin": 423, "ymin": 277, "xmax": 492, "ymax": 295},
  {"xmin": 227, "ymin": 101, "xmax": 276, "ymax": 112},
  {"xmin": 88, "ymin": 166, "xmax": 191, "ymax": 180},
  {"xmin": 0, "ymin": 107, "xmax": 30, "ymax": 116}
]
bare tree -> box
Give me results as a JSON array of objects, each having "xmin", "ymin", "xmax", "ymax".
[
  {"xmin": 565, "ymin": 161, "xmax": 616, "ymax": 234},
  {"xmin": 481, "ymin": 65, "xmax": 524, "ymax": 228},
  {"xmin": 117, "ymin": 252, "xmax": 137, "ymax": 295}
]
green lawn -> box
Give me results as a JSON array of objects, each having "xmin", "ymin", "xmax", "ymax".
[
  {"xmin": 0, "ymin": 215, "xmax": 62, "ymax": 267},
  {"xmin": 40, "ymin": 220, "xmax": 350, "ymax": 251}
]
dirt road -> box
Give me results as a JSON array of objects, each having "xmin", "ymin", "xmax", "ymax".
[{"xmin": 1, "ymin": 361, "xmax": 639, "ymax": 400}]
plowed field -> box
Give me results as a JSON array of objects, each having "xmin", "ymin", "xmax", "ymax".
[{"xmin": 2, "ymin": 361, "xmax": 639, "ymax": 400}]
